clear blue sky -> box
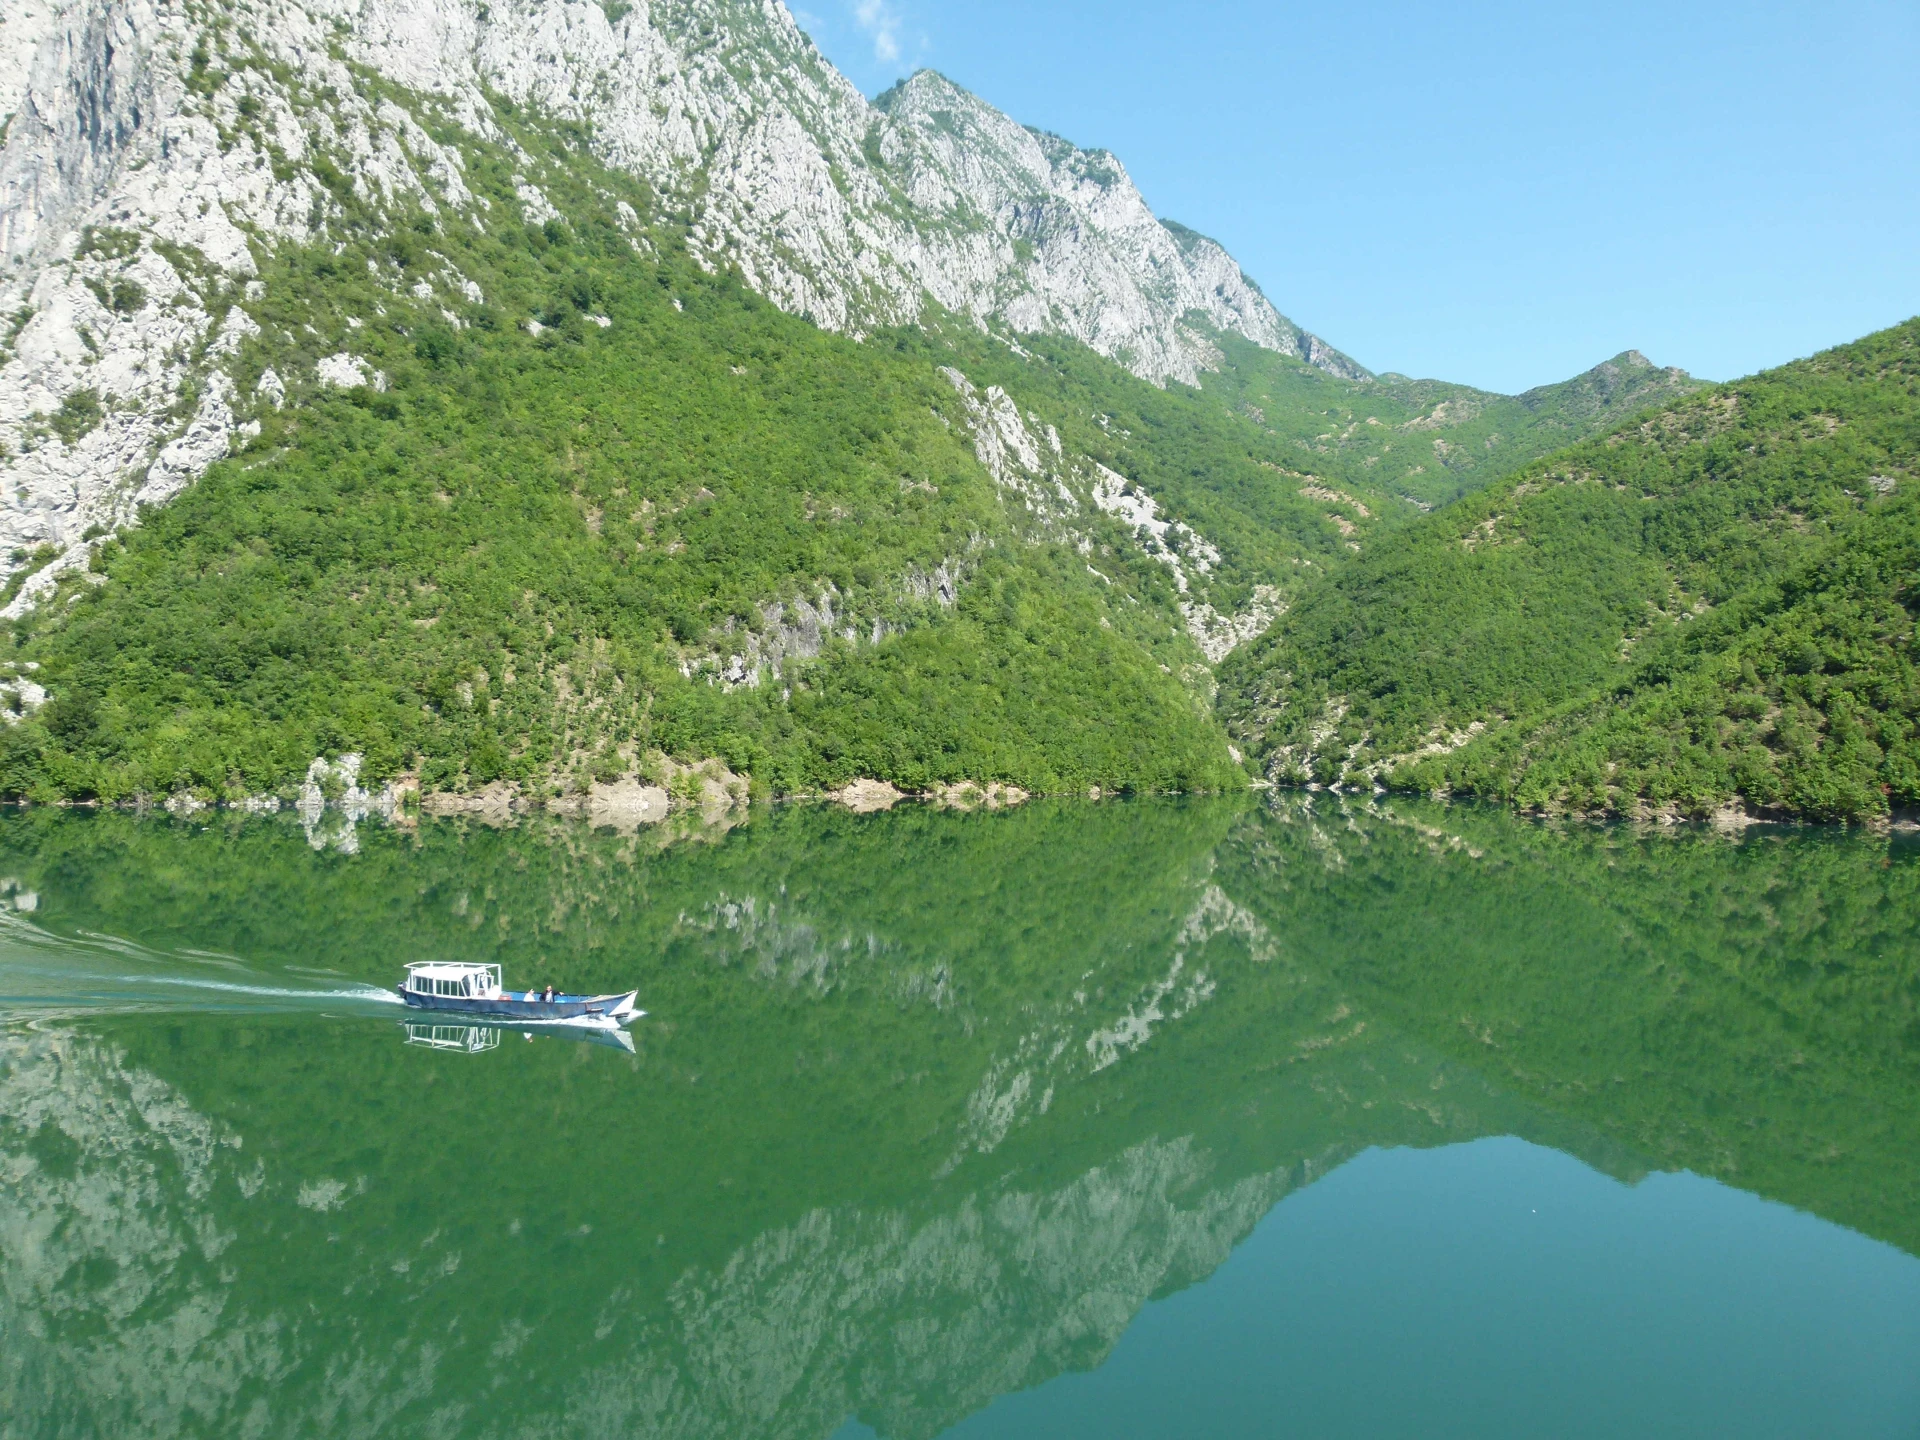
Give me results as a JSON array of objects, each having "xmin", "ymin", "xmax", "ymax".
[{"xmin": 793, "ymin": 0, "xmax": 1920, "ymax": 393}]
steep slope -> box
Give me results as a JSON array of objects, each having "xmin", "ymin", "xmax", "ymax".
[
  {"xmin": 0, "ymin": 104, "xmax": 1279, "ymax": 800},
  {"xmin": 864, "ymin": 72, "xmax": 1360, "ymax": 384},
  {"xmin": 0, "ymin": 0, "xmax": 1732, "ymax": 805},
  {"xmin": 0, "ymin": 0, "xmax": 1361, "ymax": 604},
  {"xmin": 1195, "ymin": 336, "xmax": 1705, "ymax": 509},
  {"xmin": 1219, "ymin": 319, "xmax": 1920, "ymax": 819}
]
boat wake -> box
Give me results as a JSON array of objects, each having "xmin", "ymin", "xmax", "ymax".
[{"xmin": 0, "ymin": 911, "xmax": 406, "ymax": 1020}]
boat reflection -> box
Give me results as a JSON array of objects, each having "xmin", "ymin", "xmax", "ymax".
[
  {"xmin": 403, "ymin": 1017, "xmax": 636, "ymax": 1053},
  {"xmin": 403, "ymin": 1021, "xmax": 503, "ymax": 1053}
]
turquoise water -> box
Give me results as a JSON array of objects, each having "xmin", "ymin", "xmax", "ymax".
[{"xmin": 1, "ymin": 795, "xmax": 1916, "ymax": 1437}]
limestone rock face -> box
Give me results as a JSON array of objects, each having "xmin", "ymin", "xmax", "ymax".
[
  {"xmin": 0, "ymin": 0, "xmax": 1359, "ymax": 603},
  {"xmin": 870, "ymin": 71, "xmax": 1356, "ymax": 388},
  {"xmin": 830, "ymin": 776, "xmax": 904, "ymax": 812}
]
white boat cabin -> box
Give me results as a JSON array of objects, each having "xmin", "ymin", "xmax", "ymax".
[{"xmin": 404, "ymin": 962, "xmax": 503, "ymax": 1001}]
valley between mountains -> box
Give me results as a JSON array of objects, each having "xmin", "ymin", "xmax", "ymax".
[{"xmin": 0, "ymin": 0, "xmax": 1913, "ymax": 819}]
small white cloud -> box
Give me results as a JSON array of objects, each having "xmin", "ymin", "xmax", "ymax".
[{"xmin": 851, "ymin": 0, "xmax": 902, "ymax": 64}]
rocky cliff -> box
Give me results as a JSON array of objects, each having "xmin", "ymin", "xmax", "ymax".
[{"xmin": 0, "ymin": 0, "xmax": 1359, "ymax": 604}]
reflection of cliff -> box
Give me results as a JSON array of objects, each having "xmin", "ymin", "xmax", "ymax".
[
  {"xmin": 555, "ymin": 1137, "xmax": 1316, "ymax": 1440},
  {"xmin": 0, "ymin": 814, "xmax": 1331, "ymax": 1440},
  {"xmin": 0, "ymin": 1030, "xmax": 269, "ymax": 1437},
  {"xmin": 678, "ymin": 871, "xmax": 1283, "ymax": 1176},
  {"xmin": 0, "ymin": 1013, "xmax": 1398, "ymax": 1439},
  {"xmin": 1, "ymin": 796, "xmax": 1915, "ymax": 1435},
  {"xmin": 0, "ymin": 864, "xmax": 1545, "ymax": 1440}
]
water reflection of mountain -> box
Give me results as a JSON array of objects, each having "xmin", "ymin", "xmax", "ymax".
[
  {"xmin": 0, "ymin": 798, "xmax": 1913, "ymax": 1437},
  {"xmin": 0, "ymin": 1021, "xmax": 1541, "ymax": 1438},
  {"xmin": 1213, "ymin": 795, "xmax": 1920, "ymax": 1256}
]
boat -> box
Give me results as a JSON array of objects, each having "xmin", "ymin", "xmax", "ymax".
[{"xmin": 398, "ymin": 962, "xmax": 642, "ymax": 1025}]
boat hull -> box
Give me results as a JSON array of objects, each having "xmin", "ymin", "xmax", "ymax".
[{"xmin": 398, "ymin": 988, "xmax": 641, "ymax": 1023}]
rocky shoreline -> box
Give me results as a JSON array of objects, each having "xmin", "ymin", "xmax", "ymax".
[{"xmin": 50, "ymin": 751, "xmax": 1044, "ymax": 835}]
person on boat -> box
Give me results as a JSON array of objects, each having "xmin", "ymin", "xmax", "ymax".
[{"xmin": 543, "ymin": 984, "xmax": 555, "ymax": 1004}]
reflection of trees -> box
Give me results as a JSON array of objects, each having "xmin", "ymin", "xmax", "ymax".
[
  {"xmin": 0, "ymin": 795, "xmax": 1914, "ymax": 1436},
  {"xmin": 0, "ymin": 838, "xmax": 1500, "ymax": 1440},
  {"xmin": 1215, "ymin": 792, "xmax": 1920, "ymax": 1255},
  {"xmin": 0, "ymin": 1013, "xmax": 1440, "ymax": 1439}
]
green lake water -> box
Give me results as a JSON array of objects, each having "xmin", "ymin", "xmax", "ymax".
[{"xmin": 1, "ymin": 795, "xmax": 1917, "ymax": 1438}]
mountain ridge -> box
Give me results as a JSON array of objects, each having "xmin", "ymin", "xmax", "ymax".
[
  {"xmin": 0, "ymin": 0, "xmax": 1359, "ymax": 600},
  {"xmin": 1220, "ymin": 318, "xmax": 1920, "ymax": 820},
  {"xmin": 1191, "ymin": 338, "xmax": 1704, "ymax": 508},
  {"xmin": 0, "ymin": 0, "xmax": 1777, "ymax": 811}
]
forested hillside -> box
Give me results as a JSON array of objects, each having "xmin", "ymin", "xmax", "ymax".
[
  {"xmin": 1221, "ymin": 320, "xmax": 1920, "ymax": 820},
  {"xmin": 1195, "ymin": 335, "xmax": 1703, "ymax": 509},
  {"xmin": 1, "ymin": 107, "xmax": 1256, "ymax": 802},
  {"xmin": 0, "ymin": 40, "xmax": 1697, "ymax": 806},
  {"xmin": 0, "ymin": 0, "xmax": 1743, "ymax": 808}
]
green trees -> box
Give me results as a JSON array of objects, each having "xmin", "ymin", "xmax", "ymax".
[
  {"xmin": 1192, "ymin": 335, "xmax": 1704, "ymax": 508},
  {"xmin": 1221, "ymin": 319, "xmax": 1920, "ymax": 819},
  {"xmin": 5, "ymin": 79, "xmax": 1902, "ymax": 819},
  {"xmin": 0, "ymin": 105, "xmax": 1240, "ymax": 801}
]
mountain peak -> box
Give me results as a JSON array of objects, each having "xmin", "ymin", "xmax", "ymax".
[
  {"xmin": 875, "ymin": 66, "xmax": 972, "ymax": 107},
  {"xmin": 858, "ymin": 61, "xmax": 1356, "ymax": 381},
  {"xmin": 1514, "ymin": 350, "xmax": 1701, "ymax": 418}
]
